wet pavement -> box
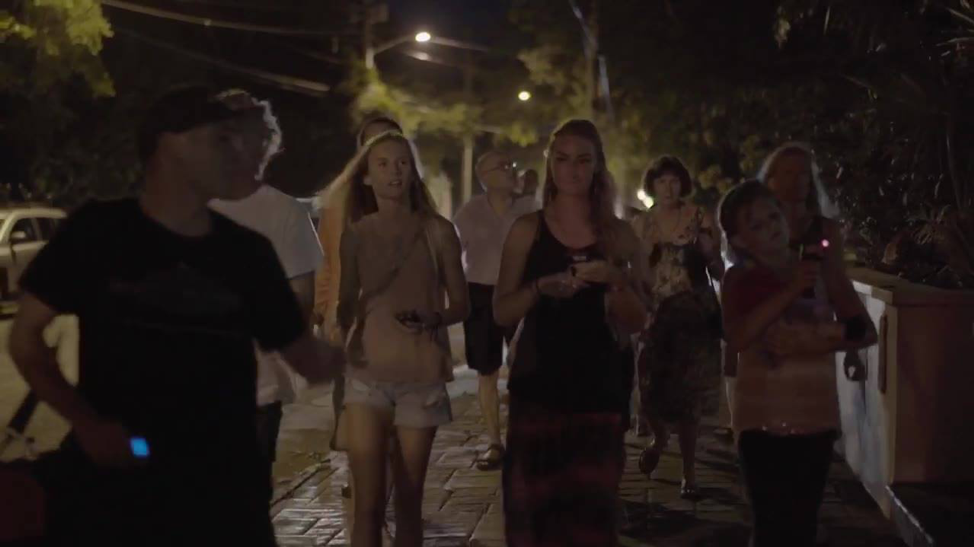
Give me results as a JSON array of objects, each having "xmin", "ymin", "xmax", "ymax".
[{"xmin": 270, "ymin": 385, "xmax": 906, "ymax": 547}]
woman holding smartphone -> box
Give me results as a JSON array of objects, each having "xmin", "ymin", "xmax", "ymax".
[
  {"xmin": 493, "ymin": 119, "xmax": 646, "ymax": 547},
  {"xmin": 336, "ymin": 131, "xmax": 469, "ymax": 547}
]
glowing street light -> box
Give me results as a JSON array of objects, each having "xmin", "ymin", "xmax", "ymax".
[
  {"xmin": 369, "ymin": 31, "xmax": 434, "ymax": 68},
  {"xmin": 636, "ymin": 188, "xmax": 655, "ymax": 209},
  {"xmin": 518, "ymin": 90, "xmax": 532, "ymax": 102}
]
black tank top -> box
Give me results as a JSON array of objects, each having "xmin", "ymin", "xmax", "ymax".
[{"xmin": 508, "ymin": 215, "xmax": 633, "ymax": 416}]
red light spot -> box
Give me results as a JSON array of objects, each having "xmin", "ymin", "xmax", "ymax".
[{"xmin": 821, "ymin": 239, "xmax": 830, "ymax": 248}]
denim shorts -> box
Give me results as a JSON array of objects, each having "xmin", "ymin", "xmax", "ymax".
[{"xmin": 344, "ymin": 377, "xmax": 452, "ymax": 428}]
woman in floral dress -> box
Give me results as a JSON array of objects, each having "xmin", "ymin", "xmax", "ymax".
[{"xmin": 631, "ymin": 156, "xmax": 724, "ymax": 498}]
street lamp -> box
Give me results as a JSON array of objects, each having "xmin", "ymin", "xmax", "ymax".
[
  {"xmin": 517, "ymin": 90, "xmax": 532, "ymax": 102},
  {"xmin": 366, "ymin": 30, "xmax": 433, "ymax": 68},
  {"xmin": 636, "ymin": 189, "xmax": 655, "ymax": 209}
]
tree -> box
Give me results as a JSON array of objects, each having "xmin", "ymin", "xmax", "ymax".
[
  {"xmin": 1, "ymin": 0, "xmax": 114, "ymax": 202},
  {"xmin": 775, "ymin": 0, "xmax": 974, "ymax": 287}
]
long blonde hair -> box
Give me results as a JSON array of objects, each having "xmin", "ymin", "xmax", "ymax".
[
  {"xmin": 321, "ymin": 131, "xmax": 437, "ymax": 229},
  {"xmin": 757, "ymin": 141, "xmax": 838, "ymax": 219},
  {"xmin": 542, "ymin": 119, "xmax": 623, "ymax": 260}
]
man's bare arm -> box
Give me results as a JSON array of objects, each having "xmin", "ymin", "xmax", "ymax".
[
  {"xmin": 10, "ymin": 294, "xmax": 135, "ymax": 466},
  {"xmin": 10, "ymin": 294, "xmax": 98, "ymax": 427}
]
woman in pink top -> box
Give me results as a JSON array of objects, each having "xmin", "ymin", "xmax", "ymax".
[
  {"xmin": 718, "ymin": 181, "xmax": 876, "ymax": 547},
  {"xmin": 336, "ymin": 131, "xmax": 469, "ymax": 547}
]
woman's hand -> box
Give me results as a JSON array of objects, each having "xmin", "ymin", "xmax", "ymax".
[
  {"xmin": 395, "ymin": 310, "xmax": 442, "ymax": 332},
  {"xmin": 787, "ymin": 261, "xmax": 821, "ymax": 296},
  {"xmin": 537, "ymin": 272, "xmax": 588, "ymax": 299},
  {"xmin": 763, "ymin": 321, "xmax": 844, "ymax": 358},
  {"xmin": 571, "ymin": 260, "xmax": 625, "ymax": 287}
]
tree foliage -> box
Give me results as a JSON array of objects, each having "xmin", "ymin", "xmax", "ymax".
[
  {"xmin": 1, "ymin": 0, "xmax": 114, "ymax": 203},
  {"xmin": 509, "ymin": 0, "xmax": 973, "ymax": 288}
]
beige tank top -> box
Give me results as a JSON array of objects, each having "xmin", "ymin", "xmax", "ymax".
[{"xmin": 348, "ymin": 215, "xmax": 451, "ymax": 383}]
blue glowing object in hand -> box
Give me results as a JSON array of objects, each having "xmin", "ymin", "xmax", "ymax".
[{"xmin": 130, "ymin": 437, "xmax": 150, "ymax": 458}]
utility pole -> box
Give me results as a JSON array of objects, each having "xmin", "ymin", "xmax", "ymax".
[
  {"xmin": 585, "ymin": 0, "xmax": 598, "ymax": 119},
  {"xmin": 569, "ymin": 0, "xmax": 599, "ymax": 118},
  {"xmin": 362, "ymin": 1, "xmax": 389, "ymax": 69},
  {"xmin": 363, "ymin": 0, "xmax": 374, "ymax": 68},
  {"xmin": 461, "ymin": 50, "xmax": 474, "ymax": 206}
]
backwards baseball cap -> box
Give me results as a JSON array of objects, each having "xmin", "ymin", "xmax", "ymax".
[{"xmin": 137, "ymin": 84, "xmax": 248, "ymax": 163}]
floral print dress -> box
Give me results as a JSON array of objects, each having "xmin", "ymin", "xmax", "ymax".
[{"xmin": 632, "ymin": 205, "xmax": 722, "ymax": 423}]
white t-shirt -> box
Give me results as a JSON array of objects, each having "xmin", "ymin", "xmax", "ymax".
[
  {"xmin": 453, "ymin": 194, "xmax": 538, "ymax": 286},
  {"xmin": 210, "ymin": 185, "xmax": 323, "ymax": 406}
]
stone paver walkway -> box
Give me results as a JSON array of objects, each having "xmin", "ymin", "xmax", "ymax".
[{"xmin": 270, "ymin": 392, "xmax": 905, "ymax": 546}]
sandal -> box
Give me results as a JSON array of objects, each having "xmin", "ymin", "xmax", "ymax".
[
  {"xmin": 476, "ymin": 443, "xmax": 505, "ymax": 471},
  {"xmin": 638, "ymin": 446, "xmax": 662, "ymax": 476},
  {"xmin": 680, "ymin": 479, "xmax": 701, "ymax": 500}
]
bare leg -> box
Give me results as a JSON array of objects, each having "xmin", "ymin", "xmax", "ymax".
[
  {"xmin": 478, "ymin": 370, "xmax": 502, "ymax": 447},
  {"xmin": 679, "ymin": 418, "xmax": 699, "ymax": 487},
  {"xmin": 347, "ymin": 404, "xmax": 394, "ymax": 547},
  {"xmin": 644, "ymin": 405, "xmax": 669, "ymax": 452},
  {"xmin": 391, "ymin": 426, "xmax": 437, "ymax": 547}
]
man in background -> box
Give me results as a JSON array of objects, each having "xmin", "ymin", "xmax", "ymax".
[
  {"xmin": 454, "ymin": 149, "xmax": 537, "ymax": 471},
  {"xmin": 209, "ymin": 89, "xmax": 324, "ymax": 483}
]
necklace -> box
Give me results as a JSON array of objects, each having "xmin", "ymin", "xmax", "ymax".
[{"xmin": 655, "ymin": 203, "xmax": 685, "ymax": 242}]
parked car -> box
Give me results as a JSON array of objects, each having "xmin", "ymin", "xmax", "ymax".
[{"xmin": 0, "ymin": 205, "xmax": 67, "ymax": 300}]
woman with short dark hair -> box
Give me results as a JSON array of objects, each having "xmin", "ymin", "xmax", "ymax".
[{"xmin": 632, "ymin": 155, "xmax": 723, "ymax": 498}]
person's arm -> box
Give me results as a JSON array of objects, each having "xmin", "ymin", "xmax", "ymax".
[
  {"xmin": 276, "ymin": 202, "xmax": 323, "ymax": 323},
  {"xmin": 493, "ymin": 215, "xmax": 542, "ymax": 327},
  {"xmin": 278, "ymin": 331, "xmax": 342, "ymax": 384},
  {"xmin": 574, "ymin": 223, "xmax": 647, "ymax": 334},
  {"xmin": 698, "ymin": 207, "xmax": 725, "ymax": 280},
  {"xmin": 312, "ymin": 216, "xmax": 331, "ymax": 326},
  {"xmin": 722, "ymin": 262, "xmax": 820, "ymax": 354},
  {"xmin": 251, "ymin": 235, "xmax": 341, "ymax": 384},
  {"xmin": 762, "ymin": 317, "xmax": 875, "ymax": 359},
  {"xmin": 821, "ymin": 220, "xmax": 878, "ymax": 345},
  {"xmin": 336, "ymin": 228, "xmax": 360, "ymax": 335},
  {"xmin": 10, "ymin": 294, "xmax": 136, "ymax": 466},
  {"xmin": 404, "ymin": 217, "xmax": 471, "ymax": 329},
  {"xmin": 291, "ymin": 273, "xmax": 315, "ymax": 320},
  {"xmin": 433, "ymin": 217, "xmax": 470, "ymax": 326}
]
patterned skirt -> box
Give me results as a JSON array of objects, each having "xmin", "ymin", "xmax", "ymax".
[
  {"xmin": 503, "ymin": 400, "xmax": 625, "ymax": 547},
  {"xmin": 639, "ymin": 289, "xmax": 722, "ymax": 423}
]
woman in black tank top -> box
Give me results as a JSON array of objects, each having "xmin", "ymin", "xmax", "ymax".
[{"xmin": 493, "ymin": 120, "xmax": 647, "ymax": 547}]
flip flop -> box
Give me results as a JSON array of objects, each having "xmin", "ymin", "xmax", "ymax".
[
  {"xmin": 638, "ymin": 446, "xmax": 661, "ymax": 476},
  {"xmin": 475, "ymin": 443, "xmax": 505, "ymax": 471}
]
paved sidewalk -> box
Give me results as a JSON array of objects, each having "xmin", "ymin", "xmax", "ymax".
[{"xmin": 270, "ymin": 391, "xmax": 905, "ymax": 547}]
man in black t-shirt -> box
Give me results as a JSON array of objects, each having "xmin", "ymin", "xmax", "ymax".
[{"xmin": 7, "ymin": 85, "xmax": 342, "ymax": 546}]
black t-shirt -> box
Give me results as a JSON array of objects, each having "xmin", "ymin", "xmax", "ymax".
[{"xmin": 21, "ymin": 199, "xmax": 304, "ymax": 474}]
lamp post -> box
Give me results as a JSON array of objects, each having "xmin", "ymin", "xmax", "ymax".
[{"xmin": 366, "ymin": 31, "xmax": 433, "ymax": 69}]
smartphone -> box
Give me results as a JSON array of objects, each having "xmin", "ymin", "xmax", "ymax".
[
  {"xmin": 798, "ymin": 240, "xmax": 828, "ymax": 299},
  {"xmin": 799, "ymin": 239, "xmax": 829, "ymax": 262},
  {"xmin": 395, "ymin": 311, "xmax": 420, "ymax": 326},
  {"xmin": 130, "ymin": 437, "xmax": 150, "ymax": 459}
]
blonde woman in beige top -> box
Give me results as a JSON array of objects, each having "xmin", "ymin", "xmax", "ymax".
[
  {"xmin": 718, "ymin": 181, "xmax": 876, "ymax": 547},
  {"xmin": 335, "ymin": 131, "xmax": 469, "ymax": 547}
]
